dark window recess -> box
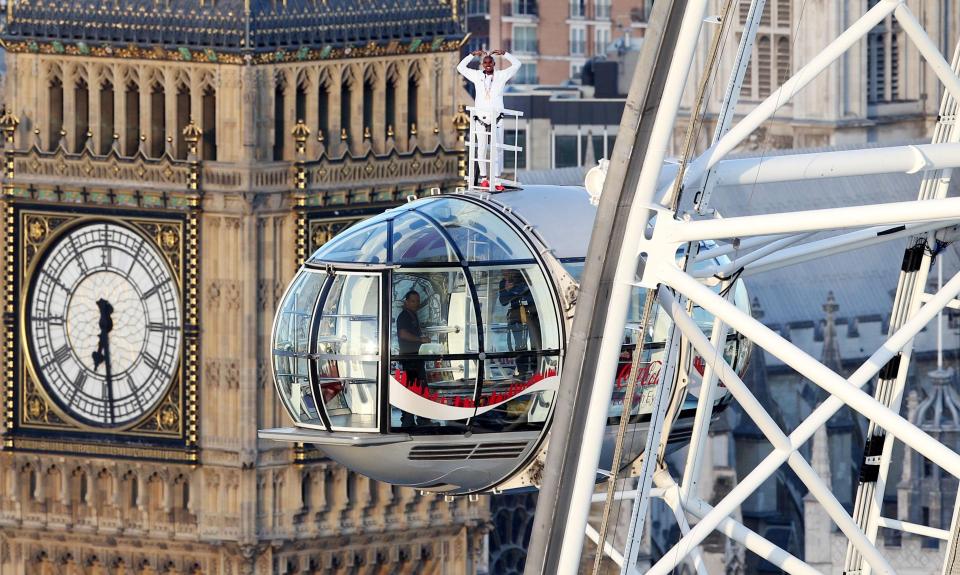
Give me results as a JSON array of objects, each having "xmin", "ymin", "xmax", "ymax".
[
  {"xmin": 274, "ymin": 83, "xmax": 286, "ymax": 161},
  {"xmin": 202, "ymin": 87, "xmax": 217, "ymax": 160},
  {"xmin": 503, "ymin": 130, "xmax": 526, "ymax": 171},
  {"xmin": 554, "ymin": 135, "xmax": 578, "ymax": 168},
  {"xmin": 340, "ymin": 84, "xmax": 351, "ymax": 139},
  {"xmin": 124, "ymin": 83, "xmax": 139, "ymax": 155}
]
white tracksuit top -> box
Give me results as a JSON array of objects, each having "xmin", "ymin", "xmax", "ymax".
[{"xmin": 457, "ymin": 52, "xmax": 522, "ymax": 116}]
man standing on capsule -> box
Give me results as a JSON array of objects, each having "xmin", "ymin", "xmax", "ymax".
[{"xmin": 457, "ymin": 49, "xmax": 521, "ymax": 191}]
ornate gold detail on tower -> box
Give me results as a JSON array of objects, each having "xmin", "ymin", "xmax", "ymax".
[
  {"xmin": 453, "ymin": 105, "xmax": 470, "ymax": 178},
  {"xmin": 292, "ymin": 119, "xmax": 310, "ymax": 157},
  {"xmin": 182, "ymin": 118, "xmax": 203, "ymax": 158}
]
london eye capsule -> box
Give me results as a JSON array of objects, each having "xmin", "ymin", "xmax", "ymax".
[{"xmin": 259, "ymin": 186, "xmax": 751, "ymax": 494}]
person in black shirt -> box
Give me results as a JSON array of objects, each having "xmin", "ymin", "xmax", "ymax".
[{"xmin": 397, "ymin": 290, "xmax": 431, "ymax": 427}]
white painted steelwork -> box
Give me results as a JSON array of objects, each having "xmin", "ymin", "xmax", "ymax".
[{"xmin": 529, "ymin": 0, "xmax": 960, "ymax": 573}]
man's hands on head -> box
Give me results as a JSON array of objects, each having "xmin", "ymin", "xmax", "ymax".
[
  {"xmin": 471, "ymin": 50, "xmax": 486, "ymax": 57},
  {"xmin": 491, "ymin": 49, "xmax": 505, "ymax": 56}
]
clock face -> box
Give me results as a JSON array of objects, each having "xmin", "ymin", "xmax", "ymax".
[{"xmin": 27, "ymin": 221, "xmax": 182, "ymax": 427}]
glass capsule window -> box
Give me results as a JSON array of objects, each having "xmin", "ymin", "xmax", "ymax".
[
  {"xmin": 272, "ymin": 270, "xmax": 326, "ymax": 428},
  {"xmin": 316, "ymin": 273, "xmax": 381, "ymax": 431}
]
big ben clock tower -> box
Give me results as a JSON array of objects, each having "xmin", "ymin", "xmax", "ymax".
[{"xmin": 0, "ymin": 1, "xmax": 488, "ymax": 573}]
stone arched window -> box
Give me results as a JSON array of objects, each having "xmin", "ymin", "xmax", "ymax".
[
  {"xmin": 301, "ymin": 472, "xmax": 312, "ymax": 512},
  {"xmin": 757, "ymin": 35, "xmax": 772, "ymax": 98},
  {"xmin": 125, "ymin": 79, "xmax": 140, "ymax": 156},
  {"xmin": 385, "ymin": 65, "xmax": 399, "ymax": 139},
  {"xmin": 362, "ymin": 66, "xmax": 376, "ymax": 139},
  {"xmin": 150, "ymin": 80, "xmax": 166, "ymax": 157},
  {"xmin": 73, "ymin": 468, "xmax": 89, "ymax": 505},
  {"xmin": 47, "ymin": 70, "xmax": 64, "ymax": 151},
  {"xmin": 274, "ymin": 73, "xmax": 287, "ymax": 161},
  {"xmin": 295, "ymin": 70, "xmax": 309, "ymax": 126},
  {"xmin": 202, "ymin": 84, "xmax": 217, "ymax": 160},
  {"xmin": 407, "ymin": 64, "xmax": 421, "ymax": 136},
  {"xmin": 317, "ymin": 68, "xmax": 332, "ymax": 142},
  {"xmin": 99, "ymin": 75, "xmax": 115, "ymax": 154},
  {"xmin": 776, "ymin": 36, "xmax": 791, "ymax": 89},
  {"xmin": 74, "ymin": 74, "xmax": 90, "ymax": 152},
  {"xmin": 175, "ymin": 81, "xmax": 191, "ymax": 160},
  {"xmin": 340, "ymin": 67, "xmax": 355, "ymax": 143}
]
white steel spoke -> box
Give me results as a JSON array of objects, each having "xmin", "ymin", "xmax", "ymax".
[
  {"xmin": 662, "ymin": 196, "xmax": 960, "ymax": 242},
  {"xmin": 531, "ymin": 0, "xmax": 960, "ymax": 573},
  {"xmin": 709, "ymin": 143, "xmax": 960, "ymax": 187},
  {"xmin": 691, "ymin": 232, "xmax": 794, "ymax": 263},
  {"xmin": 736, "ymin": 222, "xmax": 954, "ymax": 277},
  {"xmin": 692, "ymin": 232, "xmax": 813, "ymax": 279}
]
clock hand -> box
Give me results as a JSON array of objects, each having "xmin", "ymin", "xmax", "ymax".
[{"xmin": 92, "ymin": 298, "xmax": 115, "ymax": 424}]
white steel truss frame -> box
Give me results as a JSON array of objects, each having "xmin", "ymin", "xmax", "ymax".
[{"xmin": 557, "ymin": 0, "xmax": 960, "ymax": 574}]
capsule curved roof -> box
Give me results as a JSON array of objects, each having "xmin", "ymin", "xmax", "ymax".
[
  {"xmin": 308, "ymin": 186, "xmax": 598, "ymax": 266},
  {"xmin": 483, "ymin": 185, "xmax": 597, "ymax": 260}
]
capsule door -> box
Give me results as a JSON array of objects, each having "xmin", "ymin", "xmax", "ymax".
[{"xmin": 312, "ymin": 271, "xmax": 385, "ymax": 432}]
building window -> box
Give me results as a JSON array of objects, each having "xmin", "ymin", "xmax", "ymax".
[
  {"xmin": 175, "ymin": 83, "xmax": 190, "ymax": 159},
  {"xmin": 555, "ymin": 135, "xmax": 577, "ymax": 168},
  {"xmin": 776, "ymin": 36, "xmax": 791, "ymax": 89},
  {"xmin": 595, "ymin": 0, "xmax": 611, "ymax": 19},
  {"xmin": 407, "ymin": 75, "xmax": 419, "ymax": 133},
  {"xmin": 466, "ymin": 36, "xmax": 489, "ymax": 54},
  {"xmin": 595, "ymin": 26, "xmax": 611, "ymax": 54},
  {"xmin": 99, "ymin": 80, "xmax": 114, "ymax": 155},
  {"xmin": 515, "ymin": 62, "xmax": 538, "ymax": 85},
  {"xmin": 74, "ymin": 78, "xmax": 89, "ymax": 153},
  {"xmin": 467, "ymin": 0, "xmax": 489, "ymax": 16},
  {"xmin": 757, "ymin": 35, "xmax": 771, "ymax": 98},
  {"xmin": 202, "ymin": 87, "xmax": 217, "ymax": 160},
  {"xmin": 569, "ymin": 0, "xmax": 584, "ymax": 18},
  {"xmin": 630, "ymin": 0, "xmax": 654, "ymax": 24},
  {"xmin": 274, "ymin": 81, "xmax": 286, "ymax": 161},
  {"xmin": 737, "ymin": 0, "xmax": 791, "ymax": 101},
  {"xmin": 363, "ymin": 77, "xmax": 374, "ymax": 136},
  {"xmin": 512, "ymin": 0, "xmax": 537, "ymax": 17},
  {"xmin": 124, "ymin": 81, "xmax": 138, "ymax": 156},
  {"xmin": 150, "ymin": 82, "xmax": 166, "ymax": 158},
  {"xmin": 48, "ymin": 76, "xmax": 63, "ymax": 151},
  {"xmin": 570, "ymin": 26, "xmax": 586, "ymax": 56},
  {"xmin": 776, "ymin": 0, "xmax": 790, "ymax": 23},
  {"xmin": 385, "ymin": 77, "xmax": 396, "ymax": 139},
  {"xmin": 571, "ymin": 63, "xmax": 583, "ymax": 82},
  {"xmin": 513, "ymin": 25, "xmax": 538, "ymax": 54},
  {"xmin": 503, "ymin": 129, "xmax": 526, "ymax": 171},
  {"xmin": 867, "ymin": 2, "xmax": 902, "ymax": 105}
]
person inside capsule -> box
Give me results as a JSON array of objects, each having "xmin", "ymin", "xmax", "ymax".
[{"xmin": 395, "ymin": 289, "xmax": 432, "ymax": 428}]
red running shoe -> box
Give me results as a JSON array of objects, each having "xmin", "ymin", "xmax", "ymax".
[
  {"xmin": 495, "ymin": 184, "xmax": 505, "ymax": 191},
  {"xmin": 479, "ymin": 178, "xmax": 490, "ymax": 188}
]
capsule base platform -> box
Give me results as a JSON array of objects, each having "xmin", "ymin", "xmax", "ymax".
[{"xmin": 258, "ymin": 427, "xmax": 411, "ymax": 446}]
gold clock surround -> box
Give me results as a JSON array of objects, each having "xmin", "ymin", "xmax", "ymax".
[{"xmin": 6, "ymin": 206, "xmax": 200, "ymax": 461}]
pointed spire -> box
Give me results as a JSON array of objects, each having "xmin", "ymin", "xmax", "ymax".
[
  {"xmin": 810, "ymin": 424, "xmax": 832, "ymax": 486},
  {"xmin": 584, "ymin": 130, "xmax": 597, "ymax": 167},
  {"xmin": 821, "ymin": 291, "xmax": 843, "ymax": 375}
]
